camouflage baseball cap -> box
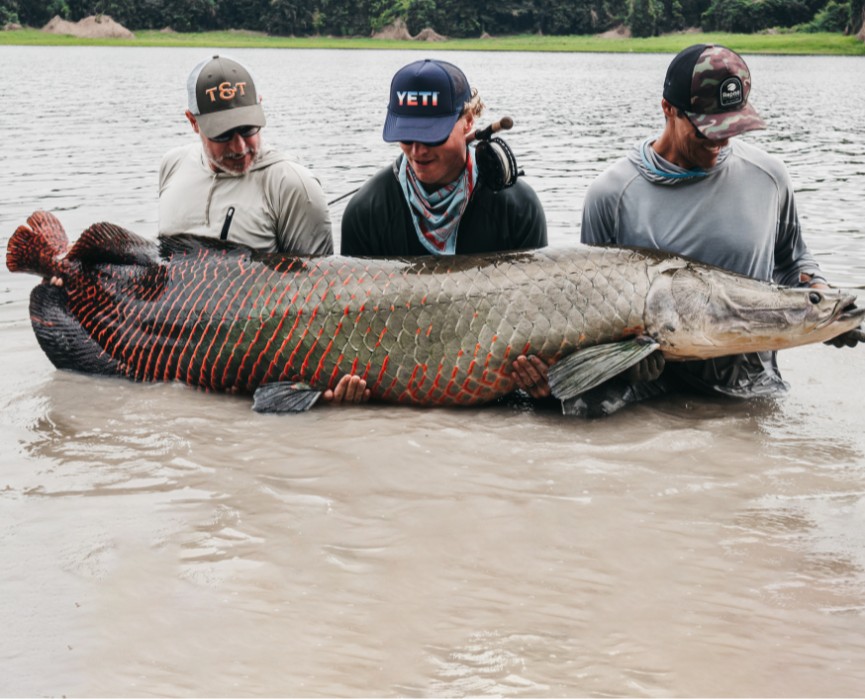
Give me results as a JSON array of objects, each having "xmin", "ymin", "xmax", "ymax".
[{"xmin": 663, "ymin": 44, "xmax": 765, "ymax": 141}]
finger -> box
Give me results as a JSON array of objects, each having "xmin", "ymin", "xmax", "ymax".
[
  {"xmin": 345, "ymin": 376, "xmax": 368, "ymax": 403},
  {"xmin": 509, "ymin": 359, "xmax": 531, "ymax": 388},
  {"xmin": 529, "ymin": 378, "xmax": 551, "ymax": 398},
  {"xmin": 526, "ymin": 355, "xmax": 550, "ymax": 375},
  {"xmin": 514, "ymin": 355, "xmax": 543, "ymax": 385},
  {"xmin": 331, "ymin": 375, "xmax": 350, "ymax": 402}
]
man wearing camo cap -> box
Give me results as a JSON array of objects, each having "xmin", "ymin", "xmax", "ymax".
[{"xmin": 569, "ymin": 43, "xmax": 860, "ymax": 416}]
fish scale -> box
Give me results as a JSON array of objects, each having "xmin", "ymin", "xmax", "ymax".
[{"xmin": 7, "ymin": 211, "xmax": 862, "ymax": 412}]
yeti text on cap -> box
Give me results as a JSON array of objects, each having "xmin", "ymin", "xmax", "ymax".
[{"xmin": 396, "ymin": 91, "xmax": 440, "ymax": 107}]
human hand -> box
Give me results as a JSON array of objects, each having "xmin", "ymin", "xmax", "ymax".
[
  {"xmin": 510, "ymin": 355, "xmax": 551, "ymax": 399},
  {"xmin": 322, "ymin": 374, "xmax": 371, "ymax": 405},
  {"xmin": 824, "ymin": 327, "xmax": 865, "ymax": 348},
  {"xmin": 626, "ymin": 351, "xmax": 665, "ymax": 382}
]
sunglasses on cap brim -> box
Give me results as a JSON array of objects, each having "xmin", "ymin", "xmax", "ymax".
[{"xmin": 208, "ymin": 125, "xmax": 261, "ymax": 143}]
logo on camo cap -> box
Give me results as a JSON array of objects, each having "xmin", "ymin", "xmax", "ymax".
[{"xmin": 663, "ymin": 44, "xmax": 765, "ymax": 141}]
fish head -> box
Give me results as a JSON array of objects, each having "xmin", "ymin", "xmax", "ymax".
[{"xmin": 645, "ymin": 260, "xmax": 865, "ymax": 359}]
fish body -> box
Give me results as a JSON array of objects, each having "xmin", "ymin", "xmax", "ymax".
[{"xmin": 6, "ymin": 211, "xmax": 863, "ymax": 411}]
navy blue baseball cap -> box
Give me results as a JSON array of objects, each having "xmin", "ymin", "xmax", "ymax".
[{"xmin": 382, "ymin": 59, "xmax": 472, "ymax": 144}]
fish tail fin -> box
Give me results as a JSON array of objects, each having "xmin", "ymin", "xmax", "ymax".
[
  {"xmin": 29, "ymin": 283, "xmax": 123, "ymax": 375},
  {"xmin": 6, "ymin": 211, "xmax": 69, "ymax": 277}
]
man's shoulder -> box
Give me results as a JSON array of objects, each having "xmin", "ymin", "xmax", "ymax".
[
  {"xmin": 344, "ymin": 165, "xmax": 400, "ymax": 212},
  {"xmin": 252, "ymin": 148, "xmax": 311, "ymax": 179},
  {"xmin": 161, "ymin": 142, "xmax": 198, "ymax": 167},
  {"xmin": 729, "ymin": 140, "xmax": 790, "ymax": 181},
  {"xmin": 586, "ymin": 154, "xmax": 639, "ymax": 199},
  {"xmin": 491, "ymin": 177, "xmax": 542, "ymax": 206}
]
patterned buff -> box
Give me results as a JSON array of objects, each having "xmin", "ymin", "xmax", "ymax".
[{"xmin": 398, "ymin": 146, "xmax": 478, "ymax": 255}]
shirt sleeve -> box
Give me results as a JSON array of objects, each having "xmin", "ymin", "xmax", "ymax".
[
  {"xmin": 771, "ymin": 164, "xmax": 826, "ymax": 288},
  {"xmin": 340, "ymin": 191, "xmax": 374, "ymax": 256},
  {"xmin": 507, "ymin": 181, "xmax": 548, "ymax": 249},
  {"xmin": 580, "ymin": 175, "xmax": 619, "ymax": 245},
  {"xmin": 272, "ymin": 163, "xmax": 334, "ymax": 255}
]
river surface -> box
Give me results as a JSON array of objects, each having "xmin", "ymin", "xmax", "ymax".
[{"xmin": 1, "ymin": 46, "xmax": 865, "ymax": 697}]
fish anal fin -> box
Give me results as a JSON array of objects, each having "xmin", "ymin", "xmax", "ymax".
[
  {"xmin": 253, "ymin": 382, "xmax": 323, "ymax": 413},
  {"xmin": 30, "ymin": 284, "xmax": 123, "ymax": 375},
  {"xmin": 548, "ymin": 337, "xmax": 660, "ymax": 401}
]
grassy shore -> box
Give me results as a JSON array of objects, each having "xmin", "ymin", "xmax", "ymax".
[{"xmin": 1, "ymin": 27, "xmax": 863, "ymax": 55}]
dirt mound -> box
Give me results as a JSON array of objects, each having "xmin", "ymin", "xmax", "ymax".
[
  {"xmin": 598, "ymin": 24, "xmax": 631, "ymax": 39},
  {"xmin": 372, "ymin": 18, "xmax": 412, "ymax": 40},
  {"xmin": 42, "ymin": 14, "xmax": 135, "ymax": 39},
  {"xmin": 414, "ymin": 27, "xmax": 446, "ymax": 41},
  {"xmin": 4, "ymin": 22, "xmax": 23, "ymax": 30}
]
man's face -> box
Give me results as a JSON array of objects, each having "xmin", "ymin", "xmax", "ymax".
[
  {"xmin": 398, "ymin": 114, "xmax": 472, "ymax": 189},
  {"xmin": 669, "ymin": 111, "xmax": 730, "ymax": 171},
  {"xmin": 187, "ymin": 112, "xmax": 261, "ymax": 175}
]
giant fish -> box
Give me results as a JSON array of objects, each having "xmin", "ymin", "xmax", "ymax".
[{"xmin": 6, "ymin": 211, "xmax": 863, "ymax": 413}]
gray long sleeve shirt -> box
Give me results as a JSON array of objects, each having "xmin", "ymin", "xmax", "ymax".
[
  {"xmin": 580, "ymin": 138, "xmax": 826, "ymax": 397},
  {"xmin": 159, "ymin": 144, "xmax": 334, "ymax": 255}
]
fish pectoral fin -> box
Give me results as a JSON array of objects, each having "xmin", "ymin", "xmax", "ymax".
[
  {"xmin": 548, "ymin": 337, "xmax": 661, "ymax": 401},
  {"xmin": 252, "ymin": 382, "xmax": 323, "ymax": 413}
]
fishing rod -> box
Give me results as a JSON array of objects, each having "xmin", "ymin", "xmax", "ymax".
[
  {"xmin": 326, "ymin": 116, "xmax": 517, "ymax": 206},
  {"xmin": 466, "ymin": 115, "xmax": 513, "ymax": 144}
]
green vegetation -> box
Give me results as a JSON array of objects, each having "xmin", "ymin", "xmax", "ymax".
[
  {"xmin": 1, "ymin": 26, "xmax": 863, "ymax": 54},
  {"xmin": 1, "ymin": 0, "xmax": 864, "ymax": 41}
]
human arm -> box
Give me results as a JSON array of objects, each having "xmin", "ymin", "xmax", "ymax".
[
  {"xmin": 770, "ymin": 165, "xmax": 826, "ymax": 288},
  {"xmin": 273, "ymin": 162, "xmax": 334, "ymax": 255},
  {"xmin": 768, "ymin": 166, "xmax": 862, "ymax": 347},
  {"xmin": 499, "ymin": 180, "xmax": 547, "ymax": 250},
  {"xmin": 579, "ymin": 175, "xmax": 620, "ymax": 246}
]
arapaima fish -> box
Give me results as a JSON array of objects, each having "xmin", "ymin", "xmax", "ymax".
[{"xmin": 6, "ymin": 211, "xmax": 863, "ymax": 413}]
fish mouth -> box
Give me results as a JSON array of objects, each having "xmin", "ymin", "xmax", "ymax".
[{"xmin": 822, "ymin": 294, "xmax": 865, "ymax": 329}]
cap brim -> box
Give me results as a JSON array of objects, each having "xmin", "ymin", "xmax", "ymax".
[
  {"xmin": 686, "ymin": 102, "xmax": 766, "ymax": 141},
  {"xmin": 196, "ymin": 104, "xmax": 266, "ymax": 139},
  {"xmin": 382, "ymin": 110, "xmax": 459, "ymax": 143}
]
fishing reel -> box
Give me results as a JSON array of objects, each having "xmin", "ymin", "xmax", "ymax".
[{"xmin": 472, "ymin": 117, "xmax": 523, "ymax": 192}]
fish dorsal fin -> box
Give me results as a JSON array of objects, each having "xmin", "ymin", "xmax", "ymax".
[
  {"xmin": 67, "ymin": 222, "xmax": 159, "ymax": 266},
  {"xmin": 158, "ymin": 234, "xmax": 253, "ymax": 259}
]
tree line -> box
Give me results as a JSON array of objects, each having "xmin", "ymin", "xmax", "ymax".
[{"xmin": 2, "ymin": 0, "xmax": 864, "ymax": 38}]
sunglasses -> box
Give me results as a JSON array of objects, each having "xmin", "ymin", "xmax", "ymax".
[
  {"xmin": 209, "ymin": 125, "xmax": 261, "ymax": 143},
  {"xmin": 400, "ymin": 136, "xmax": 449, "ymax": 148}
]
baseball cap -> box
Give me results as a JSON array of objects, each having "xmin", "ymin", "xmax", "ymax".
[
  {"xmin": 663, "ymin": 44, "xmax": 765, "ymax": 140},
  {"xmin": 187, "ymin": 55, "xmax": 266, "ymax": 139},
  {"xmin": 382, "ymin": 59, "xmax": 472, "ymax": 144}
]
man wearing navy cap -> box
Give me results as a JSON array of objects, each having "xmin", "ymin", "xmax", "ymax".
[
  {"xmin": 341, "ymin": 59, "xmax": 546, "ymax": 257},
  {"xmin": 341, "ymin": 59, "xmax": 549, "ymax": 398}
]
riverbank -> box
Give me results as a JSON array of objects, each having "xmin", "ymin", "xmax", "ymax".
[{"xmin": 1, "ymin": 27, "xmax": 864, "ymax": 54}]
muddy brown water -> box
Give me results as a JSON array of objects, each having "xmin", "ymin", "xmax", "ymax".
[{"xmin": 1, "ymin": 47, "xmax": 864, "ymax": 696}]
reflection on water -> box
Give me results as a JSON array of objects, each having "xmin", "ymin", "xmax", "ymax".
[{"xmin": 2, "ymin": 47, "xmax": 865, "ymax": 697}]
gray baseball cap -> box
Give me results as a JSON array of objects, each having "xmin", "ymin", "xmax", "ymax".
[{"xmin": 187, "ymin": 55, "xmax": 266, "ymax": 139}]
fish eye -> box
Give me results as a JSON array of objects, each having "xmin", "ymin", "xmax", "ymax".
[{"xmin": 808, "ymin": 291, "xmax": 822, "ymax": 304}]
